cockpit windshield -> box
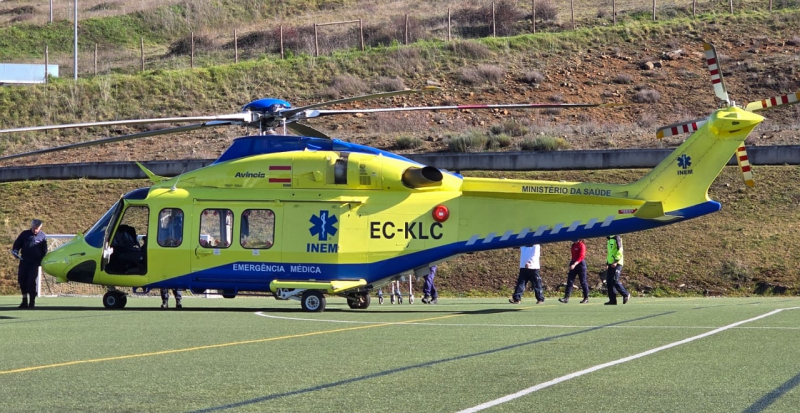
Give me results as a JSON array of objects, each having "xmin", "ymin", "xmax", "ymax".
[{"xmin": 85, "ymin": 200, "xmax": 123, "ymax": 248}]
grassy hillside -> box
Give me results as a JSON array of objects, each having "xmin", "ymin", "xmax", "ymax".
[
  {"xmin": 0, "ymin": 5, "xmax": 799, "ymax": 297},
  {"xmin": 1, "ymin": 166, "xmax": 798, "ymax": 296}
]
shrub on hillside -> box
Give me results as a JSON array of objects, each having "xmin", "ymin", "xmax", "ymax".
[
  {"xmin": 520, "ymin": 136, "xmax": 569, "ymax": 151},
  {"xmin": 534, "ymin": 0, "xmax": 558, "ymax": 21},
  {"xmin": 524, "ymin": 70, "xmax": 545, "ymax": 84},
  {"xmin": 374, "ymin": 77, "xmax": 406, "ymax": 92},
  {"xmin": 632, "ymin": 89, "xmax": 661, "ymax": 103},
  {"xmin": 446, "ymin": 41, "xmax": 492, "ymax": 59},
  {"xmin": 396, "ymin": 136, "xmax": 423, "ymax": 149},
  {"xmin": 459, "ymin": 64, "xmax": 504, "ymax": 85},
  {"xmin": 447, "ymin": 130, "xmax": 488, "ymax": 152},
  {"xmin": 490, "ymin": 120, "xmax": 528, "ymax": 137},
  {"xmin": 322, "ymin": 74, "xmax": 368, "ymax": 99},
  {"xmin": 168, "ymin": 34, "xmax": 213, "ymax": 56}
]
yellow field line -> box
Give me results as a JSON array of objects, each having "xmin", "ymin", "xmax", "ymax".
[{"xmin": 0, "ymin": 313, "xmax": 462, "ymax": 376}]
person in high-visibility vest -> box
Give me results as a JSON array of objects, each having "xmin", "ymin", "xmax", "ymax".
[{"xmin": 605, "ymin": 235, "xmax": 630, "ymax": 305}]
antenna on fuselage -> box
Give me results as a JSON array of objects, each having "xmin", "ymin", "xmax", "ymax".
[{"xmin": 170, "ymin": 168, "xmax": 186, "ymax": 192}]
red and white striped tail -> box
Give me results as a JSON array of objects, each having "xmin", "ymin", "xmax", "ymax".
[
  {"xmin": 656, "ymin": 118, "xmax": 707, "ymax": 139},
  {"xmin": 703, "ymin": 42, "xmax": 730, "ymax": 104},
  {"xmin": 745, "ymin": 92, "xmax": 800, "ymax": 112},
  {"xmin": 735, "ymin": 145, "xmax": 755, "ymax": 188}
]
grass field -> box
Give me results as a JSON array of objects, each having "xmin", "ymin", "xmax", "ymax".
[{"xmin": 1, "ymin": 296, "xmax": 799, "ymax": 412}]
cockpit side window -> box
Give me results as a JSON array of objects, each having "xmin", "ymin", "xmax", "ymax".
[{"xmin": 157, "ymin": 208, "xmax": 184, "ymax": 247}]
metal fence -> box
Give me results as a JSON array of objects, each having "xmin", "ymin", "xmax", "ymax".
[{"xmin": 8, "ymin": 0, "xmax": 795, "ymax": 78}]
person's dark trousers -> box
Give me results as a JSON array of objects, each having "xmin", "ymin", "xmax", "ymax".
[
  {"xmin": 513, "ymin": 268, "xmax": 544, "ymax": 302},
  {"xmin": 18, "ymin": 262, "xmax": 38, "ymax": 308},
  {"xmin": 606, "ymin": 264, "xmax": 628, "ymax": 304},
  {"xmin": 423, "ymin": 273, "xmax": 437, "ymax": 299},
  {"xmin": 565, "ymin": 261, "xmax": 589, "ymax": 300}
]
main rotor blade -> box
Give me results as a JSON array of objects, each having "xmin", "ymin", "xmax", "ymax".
[
  {"xmin": 0, "ymin": 122, "xmax": 228, "ymax": 162},
  {"xmin": 744, "ymin": 91, "xmax": 800, "ymax": 112},
  {"xmin": 286, "ymin": 122, "xmax": 330, "ymax": 139},
  {"xmin": 282, "ymin": 87, "xmax": 441, "ymax": 118},
  {"xmin": 656, "ymin": 117, "xmax": 708, "ymax": 139},
  {"xmin": 301, "ymin": 102, "xmax": 612, "ymax": 120},
  {"xmin": 703, "ymin": 42, "xmax": 730, "ymax": 105},
  {"xmin": 735, "ymin": 144, "xmax": 755, "ymax": 187},
  {"xmin": 0, "ymin": 113, "xmax": 256, "ymax": 135}
]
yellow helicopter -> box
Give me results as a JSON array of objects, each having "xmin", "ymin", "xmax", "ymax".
[{"xmin": 0, "ymin": 43, "xmax": 796, "ymax": 312}]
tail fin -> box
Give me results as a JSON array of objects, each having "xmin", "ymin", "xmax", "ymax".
[{"xmin": 624, "ymin": 107, "xmax": 763, "ymax": 213}]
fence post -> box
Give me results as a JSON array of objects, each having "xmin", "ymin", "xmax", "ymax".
[
  {"xmin": 314, "ymin": 23, "xmax": 319, "ymax": 56},
  {"xmin": 613, "ymin": 0, "xmax": 616, "ymax": 24},
  {"xmin": 45, "ymin": 44, "xmax": 49, "ymax": 83},
  {"xmin": 94, "ymin": 43, "xmax": 97, "ymax": 75},
  {"xmin": 49, "ymin": 0, "xmax": 53, "ymax": 23},
  {"xmin": 532, "ymin": 0, "xmax": 536, "ymax": 33},
  {"xmin": 359, "ymin": 19, "xmax": 364, "ymax": 51},
  {"xmin": 653, "ymin": 0, "xmax": 656, "ymax": 21},
  {"xmin": 234, "ymin": 29, "xmax": 238, "ymax": 63},
  {"xmin": 769, "ymin": 0, "xmax": 772, "ymax": 12},
  {"xmin": 280, "ymin": 25, "xmax": 285, "ymax": 59},
  {"xmin": 448, "ymin": 8, "xmax": 452, "ymax": 41},
  {"xmin": 191, "ymin": 31, "xmax": 195, "ymax": 68},
  {"xmin": 405, "ymin": 14, "xmax": 409, "ymax": 45},
  {"xmin": 141, "ymin": 38, "xmax": 145, "ymax": 72},
  {"xmin": 492, "ymin": 1, "xmax": 496, "ymax": 37},
  {"xmin": 571, "ymin": 0, "xmax": 575, "ymax": 30},
  {"xmin": 729, "ymin": 0, "xmax": 733, "ymax": 13},
  {"xmin": 693, "ymin": 0, "xmax": 696, "ymax": 17}
]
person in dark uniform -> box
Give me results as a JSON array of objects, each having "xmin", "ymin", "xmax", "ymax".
[
  {"xmin": 605, "ymin": 235, "xmax": 630, "ymax": 305},
  {"xmin": 509, "ymin": 244, "xmax": 544, "ymax": 304},
  {"xmin": 421, "ymin": 265, "xmax": 438, "ymax": 304},
  {"xmin": 559, "ymin": 239, "xmax": 589, "ymax": 304},
  {"xmin": 12, "ymin": 219, "xmax": 48, "ymax": 309},
  {"xmin": 160, "ymin": 288, "xmax": 182, "ymax": 309}
]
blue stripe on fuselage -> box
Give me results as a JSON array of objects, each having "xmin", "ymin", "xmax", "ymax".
[{"xmin": 146, "ymin": 201, "xmax": 719, "ymax": 291}]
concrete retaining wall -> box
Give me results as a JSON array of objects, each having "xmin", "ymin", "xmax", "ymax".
[{"xmin": 1, "ymin": 146, "xmax": 798, "ymax": 182}]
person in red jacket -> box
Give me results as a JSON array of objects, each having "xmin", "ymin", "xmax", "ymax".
[{"xmin": 558, "ymin": 239, "xmax": 589, "ymax": 304}]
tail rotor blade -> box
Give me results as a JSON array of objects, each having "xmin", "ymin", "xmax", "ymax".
[
  {"xmin": 744, "ymin": 91, "xmax": 800, "ymax": 112},
  {"xmin": 703, "ymin": 42, "xmax": 730, "ymax": 105},
  {"xmin": 735, "ymin": 144, "xmax": 755, "ymax": 187},
  {"xmin": 656, "ymin": 118, "xmax": 707, "ymax": 139}
]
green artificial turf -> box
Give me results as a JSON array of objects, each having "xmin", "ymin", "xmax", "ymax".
[{"xmin": 1, "ymin": 296, "xmax": 798, "ymax": 412}]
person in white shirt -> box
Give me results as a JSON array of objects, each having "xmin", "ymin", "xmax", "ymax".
[{"xmin": 509, "ymin": 244, "xmax": 545, "ymax": 304}]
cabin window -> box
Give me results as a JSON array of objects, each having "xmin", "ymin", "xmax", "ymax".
[
  {"xmin": 199, "ymin": 209, "xmax": 233, "ymax": 248},
  {"xmin": 157, "ymin": 208, "xmax": 184, "ymax": 247},
  {"xmin": 240, "ymin": 209, "xmax": 275, "ymax": 249}
]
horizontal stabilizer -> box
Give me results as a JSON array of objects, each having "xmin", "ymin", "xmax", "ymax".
[{"xmin": 633, "ymin": 201, "xmax": 682, "ymax": 221}]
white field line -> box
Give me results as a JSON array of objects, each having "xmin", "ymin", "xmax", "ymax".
[
  {"xmin": 254, "ymin": 312, "xmax": 800, "ymax": 330},
  {"xmin": 457, "ymin": 307, "xmax": 800, "ymax": 413}
]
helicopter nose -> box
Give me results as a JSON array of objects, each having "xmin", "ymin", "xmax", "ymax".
[{"xmin": 41, "ymin": 237, "xmax": 94, "ymax": 283}]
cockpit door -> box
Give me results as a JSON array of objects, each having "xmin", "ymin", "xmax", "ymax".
[{"xmin": 100, "ymin": 199, "xmax": 125, "ymax": 272}]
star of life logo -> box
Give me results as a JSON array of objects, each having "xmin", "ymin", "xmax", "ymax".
[
  {"xmin": 309, "ymin": 211, "xmax": 338, "ymax": 241},
  {"xmin": 676, "ymin": 154, "xmax": 693, "ymax": 176}
]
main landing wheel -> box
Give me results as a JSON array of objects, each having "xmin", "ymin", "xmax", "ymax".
[
  {"xmin": 347, "ymin": 293, "xmax": 371, "ymax": 310},
  {"xmin": 102, "ymin": 291, "xmax": 127, "ymax": 309},
  {"xmin": 301, "ymin": 290, "xmax": 326, "ymax": 312}
]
